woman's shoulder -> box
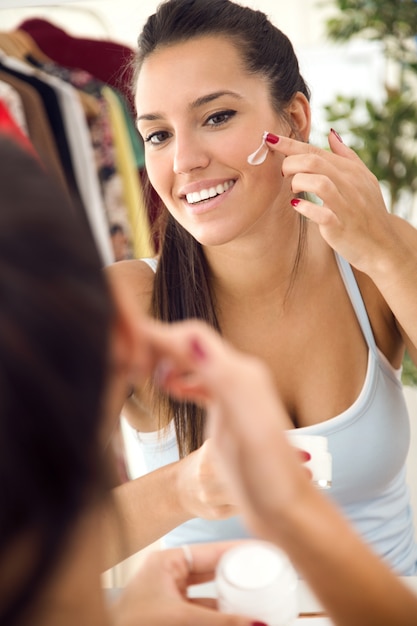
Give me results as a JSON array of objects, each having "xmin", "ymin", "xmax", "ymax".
[{"xmin": 105, "ymin": 257, "xmax": 157, "ymax": 313}]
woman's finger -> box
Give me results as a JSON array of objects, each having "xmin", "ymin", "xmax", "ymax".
[{"xmin": 265, "ymin": 130, "xmax": 363, "ymax": 165}]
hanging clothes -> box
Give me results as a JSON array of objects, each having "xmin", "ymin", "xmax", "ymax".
[
  {"xmin": 0, "ymin": 68, "xmax": 69, "ymax": 193},
  {"xmin": 0, "ymin": 51, "xmax": 113, "ymax": 264},
  {"xmin": 102, "ymin": 85, "xmax": 153, "ymax": 259},
  {"xmin": 0, "ymin": 21, "xmax": 154, "ymax": 263},
  {"xmin": 18, "ymin": 18, "xmax": 137, "ymax": 117},
  {"xmin": 0, "ymin": 98, "xmax": 35, "ymax": 155},
  {"xmin": 0, "ymin": 54, "xmax": 82, "ymax": 204},
  {"xmin": 15, "ymin": 21, "xmax": 152, "ymax": 259},
  {"xmin": 0, "ymin": 77, "xmax": 26, "ymax": 132},
  {"xmin": 26, "ymin": 56, "xmax": 137, "ymax": 258}
]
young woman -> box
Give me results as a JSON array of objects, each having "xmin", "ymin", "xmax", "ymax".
[
  {"xmin": 0, "ymin": 135, "xmax": 254, "ymax": 626},
  {"xmin": 108, "ymin": 0, "xmax": 417, "ymax": 575}
]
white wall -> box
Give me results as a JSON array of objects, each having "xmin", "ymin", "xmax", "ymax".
[
  {"xmin": 0, "ymin": 0, "xmax": 333, "ymax": 47},
  {"xmin": 0, "ymin": 0, "xmax": 386, "ymax": 146}
]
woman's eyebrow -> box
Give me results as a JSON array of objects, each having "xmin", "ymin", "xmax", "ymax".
[
  {"xmin": 190, "ymin": 90, "xmax": 243, "ymax": 109},
  {"xmin": 137, "ymin": 90, "xmax": 243, "ymax": 122},
  {"xmin": 137, "ymin": 111, "xmax": 163, "ymax": 122}
]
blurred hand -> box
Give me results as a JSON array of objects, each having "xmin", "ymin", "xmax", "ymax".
[
  {"xmin": 112, "ymin": 541, "xmax": 254, "ymax": 626},
  {"xmin": 176, "ymin": 438, "xmax": 239, "ymax": 520}
]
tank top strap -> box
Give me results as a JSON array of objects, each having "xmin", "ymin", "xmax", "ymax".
[
  {"xmin": 141, "ymin": 257, "xmax": 158, "ymax": 273},
  {"xmin": 335, "ymin": 252, "xmax": 378, "ymax": 356}
]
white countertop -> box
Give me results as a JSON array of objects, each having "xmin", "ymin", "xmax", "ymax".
[
  {"xmin": 106, "ymin": 576, "xmax": 417, "ymax": 624},
  {"xmin": 187, "ymin": 576, "xmax": 417, "ymax": 623}
]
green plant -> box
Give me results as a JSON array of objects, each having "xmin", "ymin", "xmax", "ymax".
[
  {"xmin": 402, "ymin": 351, "xmax": 417, "ymax": 386},
  {"xmin": 322, "ymin": 0, "xmax": 417, "ymax": 214},
  {"xmin": 325, "ymin": 90, "xmax": 417, "ymax": 213},
  {"xmin": 325, "ymin": 0, "xmax": 417, "ymax": 65}
]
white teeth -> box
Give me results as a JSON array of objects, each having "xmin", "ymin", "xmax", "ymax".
[{"xmin": 186, "ymin": 180, "xmax": 234, "ymax": 204}]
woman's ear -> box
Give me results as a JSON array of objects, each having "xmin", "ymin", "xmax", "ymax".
[{"xmin": 287, "ymin": 92, "xmax": 311, "ymax": 142}]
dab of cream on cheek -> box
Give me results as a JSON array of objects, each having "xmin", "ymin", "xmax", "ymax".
[{"xmin": 247, "ymin": 130, "xmax": 271, "ymax": 165}]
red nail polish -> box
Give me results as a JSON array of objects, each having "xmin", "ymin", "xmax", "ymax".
[
  {"xmin": 265, "ymin": 132, "xmax": 279, "ymax": 144},
  {"xmin": 190, "ymin": 337, "xmax": 207, "ymax": 361},
  {"xmin": 291, "ymin": 198, "xmax": 300, "ymax": 207},
  {"xmin": 251, "ymin": 622, "xmax": 270, "ymax": 626},
  {"xmin": 298, "ymin": 449, "xmax": 312, "ymax": 462},
  {"xmin": 330, "ymin": 128, "xmax": 343, "ymax": 143}
]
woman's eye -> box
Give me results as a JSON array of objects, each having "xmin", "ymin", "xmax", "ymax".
[
  {"xmin": 206, "ymin": 110, "xmax": 236, "ymax": 127},
  {"xmin": 144, "ymin": 130, "xmax": 171, "ymax": 145}
]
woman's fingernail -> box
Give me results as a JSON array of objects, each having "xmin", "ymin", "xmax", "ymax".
[
  {"xmin": 298, "ymin": 449, "xmax": 312, "ymax": 462},
  {"xmin": 330, "ymin": 128, "xmax": 343, "ymax": 143},
  {"xmin": 265, "ymin": 132, "xmax": 279, "ymax": 144},
  {"xmin": 190, "ymin": 337, "xmax": 208, "ymax": 361},
  {"xmin": 251, "ymin": 622, "xmax": 270, "ymax": 626},
  {"xmin": 291, "ymin": 198, "xmax": 301, "ymax": 207}
]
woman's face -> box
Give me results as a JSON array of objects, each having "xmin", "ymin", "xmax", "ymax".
[{"xmin": 136, "ymin": 36, "xmax": 305, "ymax": 247}]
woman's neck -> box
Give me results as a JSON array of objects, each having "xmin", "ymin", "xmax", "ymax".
[{"xmin": 206, "ymin": 216, "xmax": 312, "ymax": 302}]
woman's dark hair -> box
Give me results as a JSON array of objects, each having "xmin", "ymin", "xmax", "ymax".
[
  {"xmin": 0, "ymin": 137, "xmax": 115, "ymax": 625},
  {"xmin": 135, "ymin": 0, "xmax": 310, "ymax": 456}
]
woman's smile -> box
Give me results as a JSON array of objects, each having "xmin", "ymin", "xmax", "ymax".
[{"xmin": 184, "ymin": 179, "xmax": 235, "ymax": 206}]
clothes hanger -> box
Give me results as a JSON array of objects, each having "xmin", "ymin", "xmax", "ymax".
[{"xmin": 0, "ymin": 32, "xmax": 25, "ymax": 59}]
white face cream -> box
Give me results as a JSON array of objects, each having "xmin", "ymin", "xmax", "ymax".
[
  {"xmin": 247, "ymin": 130, "xmax": 270, "ymax": 165},
  {"xmin": 216, "ymin": 541, "xmax": 299, "ymax": 626},
  {"xmin": 286, "ymin": 433, "xmax": 332, "ymax": 489}
]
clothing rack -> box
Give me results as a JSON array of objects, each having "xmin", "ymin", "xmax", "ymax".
[{"xmin": 0, "ymin": 9, "xmax": 155, "ymax": 263}]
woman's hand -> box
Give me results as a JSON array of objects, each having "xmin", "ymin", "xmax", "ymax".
[
  {"xmin": 269, "ymin": 130, "xmax": 399, "ymax": 276},
  {"xmin": 176, "ymin": 438, "xmax": 239, "ymax": 520},
  {"xmin": 111, "ymin": 541, "xmax": 253, "ymax": 626}
]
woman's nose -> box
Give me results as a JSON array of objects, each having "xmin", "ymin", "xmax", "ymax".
[{"xmin": 173, "ymin": 135, "xmax": 210, "ymax": 174}]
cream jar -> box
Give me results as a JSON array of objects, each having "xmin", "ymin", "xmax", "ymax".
[{"xmin": 216, "ymin": 541, "xmax": 298, "ymax": 626}]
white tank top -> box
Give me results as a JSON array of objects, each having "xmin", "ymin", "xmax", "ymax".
[{"xmin": 121, "ymin": 254, "xmax": 417, "ymax": 575}]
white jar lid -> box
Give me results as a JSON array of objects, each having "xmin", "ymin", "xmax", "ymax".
[
  {"xmin": 221, "ymin": 542, "xmax": 287, "ymax": 589},
  {"xmin": 216, "ymin": 541, "xmax": 298, "ymax": 625}
]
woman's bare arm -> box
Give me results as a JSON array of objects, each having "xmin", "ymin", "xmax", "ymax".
[{"xmin": 101, "ymin": 462, "xmax": 190, "ymax": 569}]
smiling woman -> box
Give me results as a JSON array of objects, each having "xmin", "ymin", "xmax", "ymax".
[{"xmin": 106, "ymin": 0, "xmax": 417, "ymax": 578}]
